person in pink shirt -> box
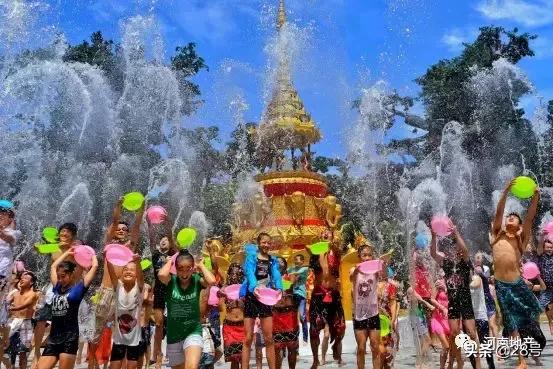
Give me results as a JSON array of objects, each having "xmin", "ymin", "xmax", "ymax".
[{"xmin": 430, "ymin": 279, "xmax": 450, "ymax": 369}]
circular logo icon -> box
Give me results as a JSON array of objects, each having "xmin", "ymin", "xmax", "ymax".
[{"xmin": 455, "ymin": 333, "xmax": 471, "ymax": 348}]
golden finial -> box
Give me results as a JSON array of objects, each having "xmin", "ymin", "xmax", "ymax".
[{"xmin": 277, "ymin": 0, "xmax": 286, "ymax": 30}]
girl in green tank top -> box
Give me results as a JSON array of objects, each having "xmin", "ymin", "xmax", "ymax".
[{"xmin": 158, "ymin": 249, "xmax": 216, "ymax": 369}]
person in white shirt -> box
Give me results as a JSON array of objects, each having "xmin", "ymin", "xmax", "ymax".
[
  {"xmin": 0, "ymin": 204, "xmax": 22, "ymax": 362},
  {"xmin": 469, "ymin": 272, "xmax": 495, "ymax": 369}
]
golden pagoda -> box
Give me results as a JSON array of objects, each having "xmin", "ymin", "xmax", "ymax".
[
  {"xmin": 230, "ymin": 0, "xmax": 342, "ymax": 260},
  {"xmin": 222, "ymin": 0, "xmax": 362, "ymax": 318}
]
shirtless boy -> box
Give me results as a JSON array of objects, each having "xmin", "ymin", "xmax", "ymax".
[
  {"xmin": 8, "ymin": 271, "xmax": 39, "ymax": 369},
  {"xmin": 491, "ymin": 180, "xmax": 541, "ymax": 369}
]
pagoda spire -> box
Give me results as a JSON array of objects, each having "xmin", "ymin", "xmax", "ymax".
[
  {"xmin": 255, "ymin": 0, "xmax": 321, "ymax": 157},
  {"xmin": 277, "ymin": 0, "xmax": 286, "ymax": 30}
]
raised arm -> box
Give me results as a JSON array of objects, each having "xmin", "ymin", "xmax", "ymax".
[
  {"xmin": 430, "ymin": 229, "xmax": 444, "ymax": 265},
  {"xmin": 207, "ymin": 242, "xmax": 219, "ymax": 277},
  {"xmin": 105, "ymin": 197, "xmax": 124, "ymax": 244},
  {"xmin": 197, "ymin": 257, "xmax": 217, "ymax": 288},
  {"xmin": 104, "ymin": 251, "xmax": 119, "ymax": 288},
  {"xmin": 134, "ymin": 254, "xmax": 144, "ymax": 289},
  {"xmin": 493, "ymin": 180, "xmax": 514, "ymax": 237},
  {"xmin": 83, "ymin": 254, "xmax": 99, "ymax": 287},
  {"xmin": 164, "ymin": 213, "xmax": 177, "ymax": 253},
  {"xmin": 129, "ymin": 203, "xmax": 145, "ymax": 252},
  {"xmin": 158, "ymin": 256, "xmax": 172, "ymax": 285},
  {"xmin": 522, "ymin": 188, "xmax": 540, "ymax": 249},
  {"xmin": 537, "ymin": 234, "xmax": 545, "ymax": 256},
  {"xmin": 451, "ymin": 221, "xmax": 470, "ymax": 262},
  {"xmin": 51, "ymin": 248, "xmax": 75, "ymax": 285}
]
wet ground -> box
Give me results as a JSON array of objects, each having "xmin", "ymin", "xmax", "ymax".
[{"xmin": 15, "ymin": 319, "xmax": 551, "ymax": 369}]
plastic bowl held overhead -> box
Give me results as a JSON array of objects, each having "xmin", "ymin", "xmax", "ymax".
[
  {"xmin": 146, "ymin": 206, "xmax": 167, "ymax": 224},
  {"xmin": 74, "ymin": 245, "xmax": 96, "ymax": 268},
  {"xmin": 511, "ymin": 176, "xmax": 537, "ymax": 199},
  {"xmin": 176, "ymin": 228, "xmax": 197, "ymax": 249},
  {"xmin": 105, "ymin": 244, "xmax": 134, "ymax": 267},
  {"xmin": 431, "ymin": 216, "xmax": 452, "ymax": 237},
  {"xmin": 522, "ymin": 262, "xmax": 540, "ymax": 280},
  {"xmin": 308, "ymin": 241, "xmax": 330, "ymax": 255},
  {"xmin": 122, "ymin": 192, "xmax": 145, "ymax": 211}
]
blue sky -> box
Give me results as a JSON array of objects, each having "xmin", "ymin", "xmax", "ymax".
[{"xmin": 44, "ymin": 0, "xmax": 553, "ymax": 158}]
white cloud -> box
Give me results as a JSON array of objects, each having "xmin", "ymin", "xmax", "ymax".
[
  {"xmin": 441, "ymin": 28, "xmax": 478, "ymax": 52},
  {"xmin": 88, "ymin": 0, "xmax": 129, "ymax": 23},
  {"xmin": 476, "ymin": 0, "xmax": 553, "ymax": 27},
  {"xmin": 159, "ymin": 1, "xmax": 258, "ymax": 45}
]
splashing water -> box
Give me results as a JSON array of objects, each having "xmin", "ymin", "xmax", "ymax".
[
  {"xmin": 188, "ymin": 211, "xmax": 209, "ymax": 257},
  {"xmin": 0, "ymin": 5, "xmax": 190, "ymax": 280}
]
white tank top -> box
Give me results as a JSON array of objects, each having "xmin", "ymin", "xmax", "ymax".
[
  {"xmin": 470, "ymin": 278, "xmax": 488, "ymax": 321},
  {"xmin": 113, "ymin": 280, "xmax": 143, "ymax": 346},
  {"xmin": 353, "ymin": 270, "xmax": 378, "ymax": 321}
]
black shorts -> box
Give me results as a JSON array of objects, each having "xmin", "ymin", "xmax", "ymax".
[
  {"xmin": 448, "ymin": 292, "xmax": 475, "ymax": 320},
  {"xmin": 153, "ymin": 285, "xmax": 166, "ymax": 310},
  {"xmin": 353, "ymin": 314, "xmax": 380, "ymax": 331},
  {"xmin": 138, "ymin": 326, "xmax": 152, "ymax": 355},
  {"xmin": 244, "ymin": 293, "xmax": 272, "ymax": 319},
  {"xmin": 110, "ymin": 343, "xmax": 141, "ymax": 362},
  {"xmin": 34, "ymin": 304, "xmax": 52, "ymax": 322},
  {"xmin": 42, "ymin": 338, "xmax": 79, "ymax": 357}
]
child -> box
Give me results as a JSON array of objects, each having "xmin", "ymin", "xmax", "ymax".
[
  {"xmin": 350, "ymin": 244, "xmax": 382, "ymax": 369},
  {"xmin": 430, "ymin": 220, "xmax": 481, "ymax": 369},
  {"xmin": 473, "ymin": 252, "xmax": 498, "ymax": 339},
  {"xmin": 430, "ymin": 279, "xmax": 449, "ymax": 369},
  {"xmin": 536, "ymin": 233, "xmax": 553, "ymax": 334},
  {"xmin": 105, "ymin": 253, "xmax": 144, "ymax": 369},
  {"xmin": 147, "ymin": 212, "xmax": 176, "ymax": 369},
  {"xmin": 91, "ymin": 198, "xmax": 144, "ymax": 369},
  {"xmin": 254, "ymin": 318, "xmax": 264, "ymax": 369},
  {"xmin": 220, "ymin": 263, "xmax": 245, "ymax": 369},
  {"xmin": 157, "ymin": 249, "xmax": 216, "ymax": 369},
  {"xmin": 7, "ymin": 271, "xmax": 39, "ymax": 369},
  {"xmin": 470, "ymin": 272, "xmax": 495, "ymax": 369},
  {"xmin": 309, "ymin": 231, "xmax": 345, "ymax": 368},
  {"xmin": 407, "ymin": 286, "xmax": 434, "ymax": 369},
  {"xmin": 240, "ymin": 233, "xmax": 282, "ymax": 369},
  {"xmin": 0, "ymin": 204, "xmax": 21, "ymax": 364},
  {"xmin": 37, "ymin": 247, "xmax": 98, "ymax": 369},
  {"xmin": 273, "ymin": 257, "xmax": 299, "ymax": 369},
  {"xmin": 287, "ymin": 254, "xmax": 309, "ymax": 343},
  {"xmin": 491, "ymin": 181, "xmax": 541, "ymax": 369},
  {"xmin": 138, "ymin": 284, "xmax": 153, "ymax": 369},
  {"xmin": 377, "ymin": 267, "xmax": 399, "ymax": 369}
]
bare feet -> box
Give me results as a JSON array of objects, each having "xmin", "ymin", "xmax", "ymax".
[
  {"xmin": 516, "ymin": 359, "xmax": 528, "ymax": 369},
  {"xmin": 310, "ymin": 360, "xmax": 320, "ymax": 369}
]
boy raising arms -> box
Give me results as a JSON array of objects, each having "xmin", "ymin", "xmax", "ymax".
[{"xmin": 491, "ymin": 180, "xmax": 541, "ymax": 369}]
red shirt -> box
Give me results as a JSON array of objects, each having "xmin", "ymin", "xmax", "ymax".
[{"xmin": 415, "ymin": 266, "xmax": 432, "ymax": 298}]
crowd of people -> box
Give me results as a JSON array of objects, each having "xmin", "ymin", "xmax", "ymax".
[{"xmin": 0, "ymin": 179, "xmax": 551, "ymax": 369}]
